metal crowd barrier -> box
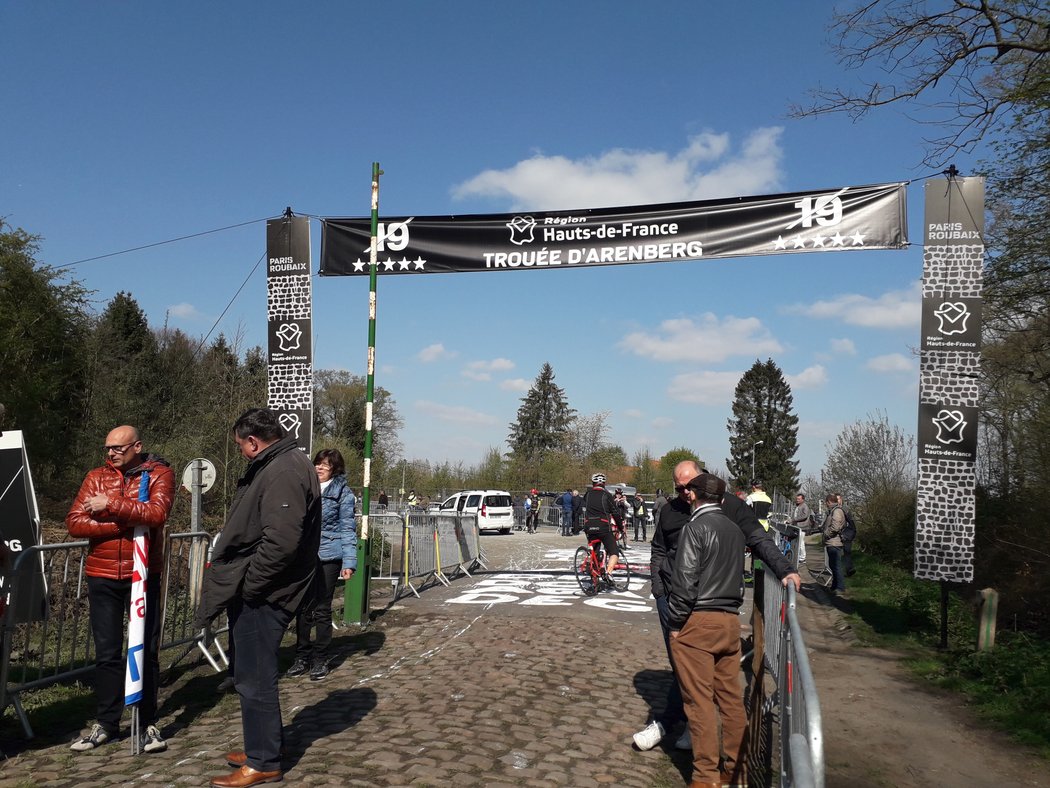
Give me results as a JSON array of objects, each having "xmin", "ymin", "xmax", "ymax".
[
  {"xmin": 368, "ymin": 512, "xmax": 409, "ymax": 594},
  {"xmin": 749, "ymin": 529, "xmax": 824, "ymax": 788},
  {"xmin": 0, "ymin": 532, "xmax": 227, "ymax": 739},
  {"xmin": 778, "ymin": 583, "xmax": 824, "ymax": 788},
  {"xmin": 396, "ymin": 512, "xmax": 484, "ymax": 599}
]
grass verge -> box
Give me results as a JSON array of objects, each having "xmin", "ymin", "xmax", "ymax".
[{"xmin": 840, "ymin": 551, "xmax": 1050, "ymax": 758}]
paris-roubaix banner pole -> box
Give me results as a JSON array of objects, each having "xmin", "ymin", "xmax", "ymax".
[
  {"xmin": 916, "ymin": 173, "xmax": 984, "ymax": 595},
  {"xmin": 317, "ymin": 182, "xmax": 908, "ymax": 276},
  {"xmin": 266, "ymin": 212, "xmax": 313, "ymax": 456}
]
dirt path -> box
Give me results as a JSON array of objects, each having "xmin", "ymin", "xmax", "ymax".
[{"xmin": 796, "ymin": 579, "xmax": 1048, "ymax": 788}]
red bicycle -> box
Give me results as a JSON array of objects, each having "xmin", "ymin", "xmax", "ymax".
[{"xmin": 573, "ymin": 538, "xmax": 631, "ymax": 595}]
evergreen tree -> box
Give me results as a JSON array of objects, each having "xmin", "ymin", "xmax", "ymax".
[
  {"xmin": 507, "ymin": 363, "xmax": 576, "ymax": 463},
  {"xmin": 726, "ymin": 359, "xmax": 800, "ymax": 494},
  {"xmin": 0, "ymin": 222, "xmax": 91, "ymax": 483}
]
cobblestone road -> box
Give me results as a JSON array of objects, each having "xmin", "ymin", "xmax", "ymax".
[{"xmin": 0, "ymin": 530, "xmax": 703, "ymax": 787}]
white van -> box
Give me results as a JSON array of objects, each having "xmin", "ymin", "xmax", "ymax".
[{"xmin": 440, "ymin": 489, "xmax": 515, "ymax": 534}]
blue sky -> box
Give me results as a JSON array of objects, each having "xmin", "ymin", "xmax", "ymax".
[{"xmin": 2, "ymin": 2, "xmax": 981, "ymax": 485}]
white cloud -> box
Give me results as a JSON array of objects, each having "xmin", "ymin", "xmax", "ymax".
[
  {"xmin": 415, "ymin": 400, "xmax": 498, "ymax": 425},
  {"xmin": 866, "ymin": 353, "xmax": 915, "ymax": 373},
  {"xmin": 784, "ymin": 282, "xmax": 921, "ymax": 330},
  {"xmin": 788, "ymin": 364, "xmax": 828, "ymax": 390},
  {"xmin": 167, "ymin": 302, "xmax": 204, "ymax": 320},
  {"xmin": 830, "ymin": 338, "xmax": 856, "ymax": 355},
  {"xmin": 418, "ymin": 343, "xmax": 455, "ymax": 363},
  {"xmin": 500, "ymin": 378, "xmax": 531, "ymax": 392},
  {"xmin": 623, "ymin": 408, "xmax": 645, "ymax": 419},
  {"xmin": 667, "ymin": 370, "xmax": 741, "ymax": 406},
  {"xmin": 619, "ymin": 314, "xmax": 782, "ymax": 363},
  {"xmin": 452, "ymin": 128, "xmax": 784, "ymax": 210},
  {"xmin": 463, "ymin": 357, "xmax": 516, "ymax": 381},
  {"xmin": 651, "ymin": 416, "xmax": 674, "ymax": 429}
]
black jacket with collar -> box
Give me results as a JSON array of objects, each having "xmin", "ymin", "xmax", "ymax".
[
  {"xmin": 649, "ymin": 492, "xmax": 793, "ymax": 599},
  {"xmin": 666, "ymin": 503, "xmax": 746, "ymax": 629},
  {"xmin": 197, "ymin": 436, "xmax": 321, "ymax": 626}
]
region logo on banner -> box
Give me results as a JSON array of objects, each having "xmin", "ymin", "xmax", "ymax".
[
  {"xmin": 917, "ymin": 403, "xmax": 979, "ymax": 463},
  {"xmin": 920, "ymin": 297, "xmax": 982, "ymax": 351}
]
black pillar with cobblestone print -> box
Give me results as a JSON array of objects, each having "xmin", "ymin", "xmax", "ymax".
[
  {"xmin": 915, "ymin": 176, "xmax": 984, "ymax": 582},
  {"xmin": 266, "ymin": 214, "xmax": 313, "ymax": 455}
]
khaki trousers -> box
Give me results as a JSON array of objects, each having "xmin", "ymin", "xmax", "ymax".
[{"xmin": 670, "ymin": 609, "xmax": 747, "ymax": 783}]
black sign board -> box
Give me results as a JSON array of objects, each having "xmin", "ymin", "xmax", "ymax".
[
  {"xmin": 0, "ymin": 431, "xmax": 47, "ymax": 622},
  {"xmin": 320, "ymin": 182, "xmax": 908, "ymax": 276}
]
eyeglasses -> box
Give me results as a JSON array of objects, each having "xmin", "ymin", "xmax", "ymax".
[
  {"xmin": 104, "ymin": 442, "xmax": 136, "ymax": 454},
  {"xmin": 674, "ymin": 484, "xmax": 688, "ymax": 493}
]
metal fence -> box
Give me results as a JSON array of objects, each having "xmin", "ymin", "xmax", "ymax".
[
  {"xmin": 0, "ymin": 531, "xmax": 228, "ymax": 739},
  {"xmin": 746, "ymin": 520, "xmax": 824, "ymax": 788}
]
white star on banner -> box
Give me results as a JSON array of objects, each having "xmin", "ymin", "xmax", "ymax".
[
  {"xmin": 812, "ymin": 235, "xmax": 826, "ymax": 248},
  {"xmin": 851, "ymin": 231, "xmax": 866, "ymax": 246},
  {"xmin": 773, "ymin": 236, "xmax": 787, "ymax": 250},
  {"xmin": 830, "ymin": 232, "xmax": 846, "ymax": 246},
  {"xmin": 382, "ymin": 258, "xmax": 395, "ymax": 271},
  {"xmin": 413, "ymin": 257, "xmax": 426, "ymax": 270},
  {"xmin": 792, "ymin": 235, "xmax": 806, "ymax": 248},
  {"xmin": 353, "ymin": 259, "xmax": 365, "ymax": 272},
  {"xmin": 399, "ymin": 258, "xmax": 410, "ymax": 270}
]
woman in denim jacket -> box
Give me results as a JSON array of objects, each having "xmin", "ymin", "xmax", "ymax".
[{"xmin": 286, "ymin": 448, "xmax": 357, "ymax": 680}]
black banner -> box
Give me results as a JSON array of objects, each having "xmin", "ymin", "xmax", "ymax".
[
  {"xmin": 265, "ymin": 216, "xmax": 313, "ymax": 455},
  {"xmin": 320, "ymin": 182, "xmax": 908, "ymax": 276}
]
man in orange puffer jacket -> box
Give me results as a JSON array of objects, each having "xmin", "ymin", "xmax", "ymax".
[{"xmin": 65, "ymin": 425, "xmax": 174, "ymax": 753}]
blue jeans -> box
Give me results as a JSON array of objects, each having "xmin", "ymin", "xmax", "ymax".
[
  {"xmin": 826, "ymin": 545, "xmax": 846, "ymax": 591},
  {"xmin": 229, "ymin": 600, "xmax": 294, "ymax": 772},
  {"xmin": 654, "ymin": 594, "xmax": 687, "ymax": 729},
  {"xmin": 561, "ymin": 510, "xmax": 572, "ymax": 534}
]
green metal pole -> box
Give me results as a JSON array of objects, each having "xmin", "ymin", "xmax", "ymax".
[{"xmin": 345, "ymin": 162, "xmax": 382, "ymax": 625}]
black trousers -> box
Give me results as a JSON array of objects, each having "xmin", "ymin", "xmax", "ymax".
[
  {"xmin": 294, "ymin": 560, "xmax": 341, "ymax": 661},
  {"xmin": 87, "ymin": 574, "xmax": 162, "ymax": 733},
  {"xmin": 229, "ymin": 600, "xmax": 293, "ymax": 772}
]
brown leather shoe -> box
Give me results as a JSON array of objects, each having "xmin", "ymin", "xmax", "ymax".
[
  {"xmin": 210, "ymin": 765, "xmax": 283, "ymax": 787},
  {"xmin": 225, "ymin": 751, "xmax": 247, "ymax": 768},
  {"xmin": 687, "ymin": 781, "xmax": 721, "ymax": 788}
]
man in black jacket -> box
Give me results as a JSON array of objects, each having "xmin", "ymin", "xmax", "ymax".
[
  {"xmin": 199, "ymin": 408, "xmax": 321, "ymax": 788},
  {"xmin": 667, "ymin": 472, "xmax": 747, "ymax": 788},
  {"xmin": 633, "ymin": 460, "xmax": 800, "ymax": 754}
]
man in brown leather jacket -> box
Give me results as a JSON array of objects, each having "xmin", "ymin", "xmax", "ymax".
[{"xmin": 66, "ymin": 425, "xmax": 174, "ymax": 753}]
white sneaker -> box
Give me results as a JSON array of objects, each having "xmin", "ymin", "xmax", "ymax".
[
  {"xmin": 142, "ymin": 725, "xmax": 167, "ymax": 753},
  {"xmin": 674, "ymin": 729, "xmax": 692, "ymax": 750},
  {"xmin": 632, "ymin": 720, "xmax": 665, "ymax": 750},
  {"xmin": 71, "ymin": 723, "xmax": 112, "ymax": 751}
]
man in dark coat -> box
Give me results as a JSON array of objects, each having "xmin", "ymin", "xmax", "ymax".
[
  {"xmin": 199, "ymin": 408, "xmax": 321, "ymax": 788},
  {"xmin": 633, "ymin": 460, "xmax": 800, "ymax": 754}
]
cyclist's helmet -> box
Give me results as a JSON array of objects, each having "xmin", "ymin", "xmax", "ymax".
[
  {"xmin": 591, "ymin": 473, "xmax": 606, "ymax": 485},
  {"xmin": 750, "ymin": 478, "xmax": 763, "ymax": 488}
]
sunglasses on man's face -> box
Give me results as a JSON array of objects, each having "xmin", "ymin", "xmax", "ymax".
[{"xmin": 675, "ymin": 484, "xmax": 688, "ymax": 493}]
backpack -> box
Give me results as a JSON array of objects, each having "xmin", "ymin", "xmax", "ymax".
[{"xmin": 841, "ymin": 509, "xmax": 857, "ymax": 542}]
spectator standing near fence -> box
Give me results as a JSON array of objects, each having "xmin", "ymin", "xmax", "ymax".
[
  {"xmin": 285, "ymin": 448, "xmax": 356, "ymax": 682},
  {"xmin": 837, "ymin": 493, "xmax": 857, "ymax": 577},
  {"xmin": 822, "ymin": 493, "xmax": 848, "ymax": 594},
  {"xmin": 197, "ymin": 408, "xmax": 321, "ymax": 787},
  {"xmin": 790, "ymin": 492, "xmax": 811, "ymax": 562},
  {"xmin": 667, "ymin": 472, "xmax": 748, "ymax": 788},
  {"xmin": 65, "ymin": 425, "xmax": 174, "ymax": 754},
  {"xmin": 559, "ymin": 488, "xmax": 574, "ymax": 536},
  {"xmin": 634, "ymin": 460, "xmax": 800, "ymax": 754}
]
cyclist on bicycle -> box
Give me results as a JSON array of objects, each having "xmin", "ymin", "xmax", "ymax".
[{"xmin": 582, "ymin": 473, "xmax": 623, "ymax": 583}]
